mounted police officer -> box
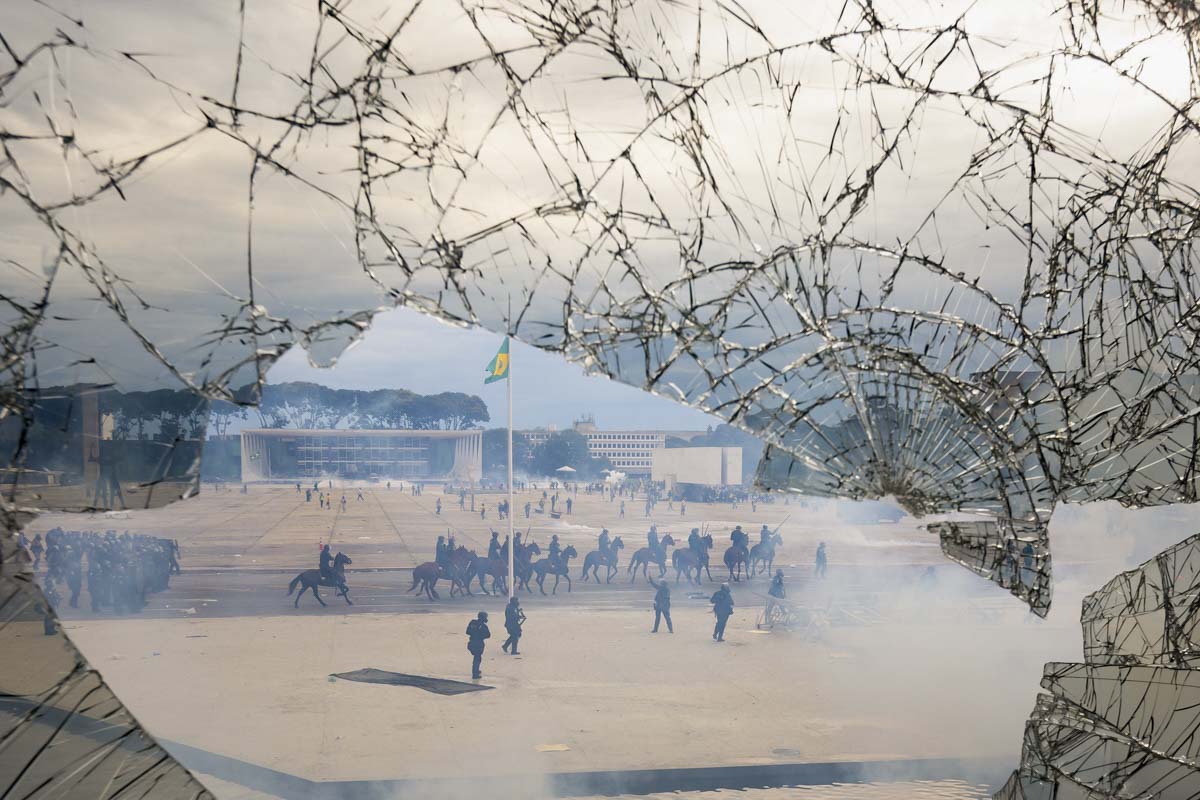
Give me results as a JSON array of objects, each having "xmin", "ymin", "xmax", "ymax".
[
  {"xmin": 598, "ymin": 528, "xmax": 611, "ymax": 556},
  {"xmin": 435, "ymin": 536, "xmax": 449, "ymax": 569},
  {"xmin": 548, "ymin": 535, "xmax": 562, "ymax": 565},
  {"xmin": 730, "ymin": 525, "xmax": 749, "ymax": 549},
  {"xmin": 688, "ymin": 527, "xmax": 702, "ymax": 555},
  {"xmin": 647, "ymin": 525, "xmax": 659, "ymax": 553},
  {"xmin": 488, "ymin": 531, "xmax": 502, "ymax": 561},
  {"xmin": 319, "ymin": 544, "xmax": 334, "ymax": 582}
]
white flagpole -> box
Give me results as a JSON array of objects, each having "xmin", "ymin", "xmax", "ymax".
[{"xmin": 506, "ymin": 342, "xmax": 515, "ymax": 600}]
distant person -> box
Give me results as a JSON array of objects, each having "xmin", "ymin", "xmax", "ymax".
[
  {"xmin": 436, "ymin": 498, "xmax": 442, "ymax": 515},
  {"xmin": 649, "ymin": 576, "xmax": 673, "ymax": 633},
  {"xmin": 763, "ymin": 569, "xmax": 785, "ymax": 626},
  {"xmin": 356, "ymin": 489, "xmax": 364, "ymax": 501},
  {"xmin": 710, "ymin": 583, "xmax": 734, "ymax": 642},
  {"xmin": 387, "ymin": 481, "xmax": 391, "ymax": 490},
  {"xmin": 466, "ymin": 611, "xmax": 491, "ymax": 679},
  {"xmin": 565, "ymin": 497, "xmax": 573, "ymax": 515},
  {"xmin": 480, "ymin": 503, "xmax": 487, "ymax": 520},
  {"xmin": 340, "ymin": 495, "xmax": 347, "ymax": 512},
  {"xmin": 619, "ymin": 501, "xmax": 625, "ymax": 519},
  {"xmin": 305, "ymin": 489, "xmax": 312, "ymax": 503},
  {"xmin": 680, "ymin": 501, "xmax": 686, "ymax": 516},
  {"xmin": 501, "ymin": 597, "xmax": 526, "ymax": 655},
  {"xmin": 814, "ymin": 542, "xmax": 827, "ymax": 578},
  {"xmin": 524, "ymin": 501, "xmax": 531, "ymax": 519},
  {"xmin": 31, "ymin": 534, "xmax": 43, "ymax": 569},
  {"xmin": 296, "ymin": 482, "xmax": 301, "ymax": 493}
]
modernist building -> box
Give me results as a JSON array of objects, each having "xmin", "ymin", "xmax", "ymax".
[
  {"xmin": 522, "ymin": 415, "xmax": 705, "ymax": 474},
  {"xmin": 240, "ymin": 429, "xmax": 482, "ymax": 482}
]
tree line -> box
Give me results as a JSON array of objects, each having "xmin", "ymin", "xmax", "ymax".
[{"xmin": 211, "ymin": 382, "xmax": 490, "ymax": 435}]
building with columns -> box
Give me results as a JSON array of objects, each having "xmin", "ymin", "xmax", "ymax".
[{"xmin": 239, "ymin": 428, "xmax": 482, "ymax": 483}]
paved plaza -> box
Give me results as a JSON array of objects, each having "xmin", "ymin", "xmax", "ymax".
[{"xmin": 24, "ymin": 485, "xmax": 1109, "ymax": 797}]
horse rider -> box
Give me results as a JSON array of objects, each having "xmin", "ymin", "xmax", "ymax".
[
  {"xmin": 466, "ymin": 611, "xmax": 491, "ymax": 680},
  {"xmin": 647, "ymin": 525, "xmax": 659, "ymax": 554},
  {"xmin": 501, "ymin": 596, "xmax": 526, "ymax": 655},
  {"xmin": 710, "ymin": 583, "xmax": 735, "ymax": 642},
  {"xmin": 730, "ymin": 525, "xmax": 749, "ymax": 550},
  {"xmin": 435, "ymin": 535, "xmax": 449, "ymax": 569},
  {"xmin": 548, "ymin": 535, "xmax": 562, "ymax": 566},
  {"xmin": 319, "ymin": 544, "xmax": 334, "ymax": 583},
  {"xmin": 648, "ymin": 575, "xmax": 673, "ymax": 633},
  {"xmin": 688, "ymin": 527, "xmax": 702, "ymax": 556},
  {"xmin": 488, "ymin": 531, "xmax": 502, "ymax": 561},
  {"xmin": 597, "ymin": 528, "xmax": 611, "ymax": 557},
  {"xmin": 765, "ymin": 569, "xmax": 786, "ymax": 624},
  {"xmin": 759, "ymin": 524, "xmax": 772, "ymax": 547}
]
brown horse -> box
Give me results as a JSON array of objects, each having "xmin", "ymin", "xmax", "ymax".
[
  {"xmin": 408, "ymin": 561, "xmax": 443, "ymax": 600},
  {"xmin": 531, "ymin": 545, "xmax": 577, "ymax": 594},
  {"xmin": 473, "ymin": 557, "xmax": 509, "ymax": 595},
  {"xmin": 287, "ymin": 552, "xmax": 352, "ymax": 607},
  {"xmin": 629, "ymin": 534, "xmax": 675, "ymax": 582},
  {"xmin": 724, "ymin": 543, "xmax": 750, "ymax": 582},
  {"xmin": 581, "ymin": 536, "xmax": 624, "ymax": 583},
  {"xmin": 446, "ymin": 546, "xmax": 480, "ymax": 596},
  {"xmin": 511, "ymin": 542, "xmax": 541, "ymax": 593},
  {"xmin": 672, "ymin": 534, "xmax": 714, "ymax": 584}
]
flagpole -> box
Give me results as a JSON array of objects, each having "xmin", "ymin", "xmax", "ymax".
[{"xmin": 506, "ymin": 341, "xmax": 515, "ymax": 600}]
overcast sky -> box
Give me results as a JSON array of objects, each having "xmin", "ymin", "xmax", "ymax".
[{"xmin": 265, "ymin": 306, "xmax": 718, "ymax": 431}]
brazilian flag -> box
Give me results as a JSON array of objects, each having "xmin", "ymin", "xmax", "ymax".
[{"xmin": 485, "ymin": 338, "xmax": 510, "ymax": 384}]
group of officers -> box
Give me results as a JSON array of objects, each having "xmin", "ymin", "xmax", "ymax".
[
  {"xmin": 19, "ymin": 528, "xmax": 181, "ymax": 617},
  {"xmin": 459, "ymin": 521, "xmax": 803, "ymax": 679}
]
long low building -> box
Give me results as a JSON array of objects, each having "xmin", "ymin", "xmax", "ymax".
[
  {"xmin": 522, "ymin": 415, "xmax": 707, "ymax": 474},
  {"xmin": 240, "ymin": 429, "xmax": 482, "ymax": 482}
]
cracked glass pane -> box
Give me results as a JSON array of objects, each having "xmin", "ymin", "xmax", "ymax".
[{"xmin": 3, "ymin": 0, "xmax": 1200, "ymax": 796}]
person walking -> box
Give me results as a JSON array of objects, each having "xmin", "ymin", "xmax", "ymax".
[
  {"xmin": 763, "ymin": 569, "xmax": 786, "ymax": 628},
  {"xmin": 710, "ymin": 583, "xmax": 734, "ymax": 642},
  {"xmin": 466, "ymin": 611, "xmax": 491, "ymax": 679},
  {"xmin": 501, "ymin": 597, "xmax": 526, "ymax": 655},
  {"xmin": 649, "ymin": 576, "xmax": 673, "ymax": 633}
]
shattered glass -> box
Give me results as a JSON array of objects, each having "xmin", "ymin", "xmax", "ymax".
[{"xmin": 2, "ymin": 0, "xmax": 1200, "ymax": 795}]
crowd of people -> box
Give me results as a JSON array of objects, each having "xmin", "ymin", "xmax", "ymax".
[{"xmin": 17, "ymin": 528, "xmax": 181, "ymax": 616}]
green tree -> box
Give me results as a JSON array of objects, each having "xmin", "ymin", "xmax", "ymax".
[
  {"xmin": 532, "ymin": 430, "xmax": 611, "ymax": 479},
  {"xmin": 483, "ymin": 428, "xmax": 533, "ymax": 475}
]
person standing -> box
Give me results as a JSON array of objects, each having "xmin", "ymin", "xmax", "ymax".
[
  {"xmin": 436, "ymin": 498, "xmax": 443, "ymax": 516},
  {"xmin": 31, "ymin": 534, "xmax": 43, "ymax": 569},
  {"xmin": 815, "ymin": 542, "xmax": 827, "ymax": 578},
  {"xmin": 763, "ymin": 569, "xmax": 785, "ymax": 628},
  {"xmin": 466, "ymin": 611, "xmax": 491, "ymax": 679},
  {"xmin": 501, "ymin": 597, "xmax": 526, "ymax": 655},
  {"xmin": 619, "ymin": 500, "xmax": 625, "ymax": 519},
  {"xmin": 710, "ymin": 583, "xmax": 734, "ymax": 642},
  {"xmin": 649, "ymin": 576, "xmax": 673, "ymax": 633}
]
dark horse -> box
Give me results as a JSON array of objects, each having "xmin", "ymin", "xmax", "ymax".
[
  {"xmin": 672, "ymin": 533, "xmax": 714, "ymax": 584},
  {"xmin": 581, "ymin": 536, "xmax": 624, "ymax": 583},
  {"xmin": 287, "ymin": 552, "xmax": 352, "ymax": 607},
  {"xmin": 513, "ymin": 542, "xmax": 541, "ymax": 593},
  {"xmin": 724, "ymin": 542, "xmax": 750, "ymax": 582},
  {"xmin": 749, "ymin": 532, "xmax": 783, "ymax": 577},
  {"xmin": 532, "ymin": 545, "xmax": 577, "ymax": 595},
  {"xmin": 629, "ymin": 534, "xmax": 675, "ymax": 582},
  {"xmin": 408, "ymin": 561, "xmax": 444, "ymax": 600}
]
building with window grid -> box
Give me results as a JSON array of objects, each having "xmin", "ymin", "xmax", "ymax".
[
  {"xmin": 240, "ymin": 429, "xmax": 482, "ymax": 482},
  {"xmin": 521, "ymin": 416, "xmax": 706, "ymax": 474}
]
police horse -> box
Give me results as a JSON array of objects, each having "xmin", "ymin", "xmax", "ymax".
[
  {"xmin": 629, "ymin": 534, "xmax": 675, "ymax": 582},
  {"xmin": 672, "ymin": 533, "xmax": 714, "ymax": 584},
  {"xmin": 749, "ymin": 531, "xmax": 783, "ymax": 577},
  {"xmin": 288, "ymin": 552, "xmax": 353, "ymax": 607},
  {"xmin": 532, "ymin": 545, "xmax": 577, "ymax": 595},
  {"xmin": 581, "ymin": 536, "xmax": 624, "ymax": 583}
]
